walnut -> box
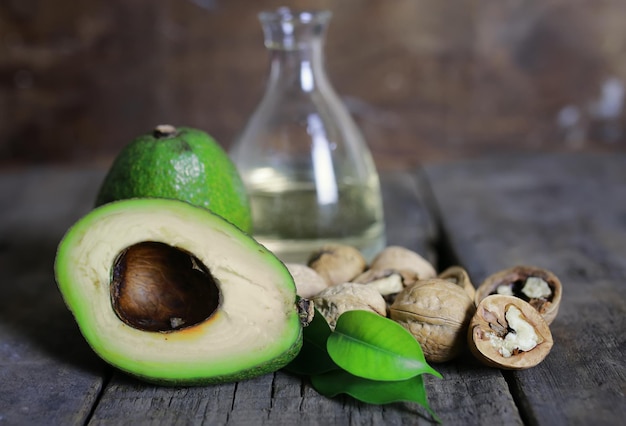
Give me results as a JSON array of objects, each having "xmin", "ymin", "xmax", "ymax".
[
  {"xmin": 308, "ymin": 244, "xmax": 367, "ymax": 286},
  {"xmin": 312, "ymin": 282, "xmax": 387, "ymax": 330},
  {"xmin": 389, "ymin": 279, "xmax": 476, "ymax": 363},
  {"xmin": 475, "ymin": 266, "xmax": 562, "ymax": 324},
  {"xmin": 468, "ymin": 294, "xmax": 553, "ymax": 369},
  {"xmin": 286, "ymin": 263, "xmax": 328, "ymax": 298},
  {"xmin": 351, "ymin": 246, "xmax": 435, "ymax": 303},
  {"xmin": 368, "ymin": 246, "xmax": 436, "ymax": 280}
]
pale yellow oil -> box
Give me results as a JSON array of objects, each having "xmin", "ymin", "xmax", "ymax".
[{"xmin": 244, "ymin": 171, "xmax": 386, "ymax": 264}]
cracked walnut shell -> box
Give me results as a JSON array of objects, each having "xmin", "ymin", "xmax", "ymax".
[
  {"xmin": 312, "ymin": 282, "xmax": 387, "ymax": 330},
  {"xmin": 468, "ymin": 294, "xmax": 553, "ymax": 369},
  {"xmin": 438, "ymin": 266, "xmax": 476, "ymax": 301},
  {"xmin": 475, "ymin": 265, "xmax": 562, "ymax": 325}
]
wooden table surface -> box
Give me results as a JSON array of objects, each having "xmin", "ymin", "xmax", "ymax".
[{"xmin": 1, "ymin": 152, "xmax": 624, "ymax": 425}]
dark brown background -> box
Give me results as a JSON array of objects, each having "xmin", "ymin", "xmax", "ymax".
[{"xmin": 1, "ymin": 0, "xmax": 625, "ymax": 170}]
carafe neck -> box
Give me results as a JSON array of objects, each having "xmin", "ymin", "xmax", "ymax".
[{"xmin": 260, "ymin": 8, "xmax": 332, "ymax": 92}]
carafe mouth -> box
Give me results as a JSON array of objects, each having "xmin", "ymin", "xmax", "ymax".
[
  {"xmin": 259, "ymin": 7, "xmax": 332, "ymax": 50},
  {"xmin": 259, "ymin": 7, "xmax": 332, "ymax": 25}
]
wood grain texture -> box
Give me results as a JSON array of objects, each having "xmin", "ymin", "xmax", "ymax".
[
  {"xmin": 1, "ymin": 153, "xmax": 624, "ymax": 424},
  {"xmin": 0, "ymin": 168, "xmax": 106, "ymax": 424},
  {"xmin": 85, "ymin": 170, "xmax": 453, "ymax": 425},
  {"xmin": 423, "ymin": 152, "xmax": 626, "ymax": 425},
  {"xmin": 0, "ymin": 167, "xmax": 522, "ymax": 425}
]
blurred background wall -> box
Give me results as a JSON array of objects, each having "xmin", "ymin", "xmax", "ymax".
[{"xmin": 0, "ymin": 0, "xmax": 624, "ymax": 170}]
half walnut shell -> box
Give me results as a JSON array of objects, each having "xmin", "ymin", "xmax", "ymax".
[
  {"xmin": 351, "ymin": 268, "xmax": 419, "ymax": 303},
  {"xmin": 468, "ymin": 295, "xmax": 553, "ymax": 369},
  {"xmin": 438, "ymin": 266, "xmax": 476, "ymax": 301},
  {"xmin": 475, "ymin": 265, "xmax": 562, "ymax": 325}
]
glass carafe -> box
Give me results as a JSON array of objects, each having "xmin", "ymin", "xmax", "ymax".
[{"xmin": 230, "ymin": 7, "xmax": 386, "ymax": 264}]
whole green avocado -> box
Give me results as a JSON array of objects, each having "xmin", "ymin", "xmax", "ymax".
[{"xmin": 95, "ymin": 125, "xmax": 252, "ymax": 233}]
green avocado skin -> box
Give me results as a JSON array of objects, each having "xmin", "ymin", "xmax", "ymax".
[
  {"xmin": 131, "ymin": 329, "xmax": 303, "ymax": 386},
  {"xmin": 54, "ymin": 198, "xmax": 300, "ymax": 386},
  {"xmin": 95, "ymin": 126, "xmax": 252, "ymax": 233}
]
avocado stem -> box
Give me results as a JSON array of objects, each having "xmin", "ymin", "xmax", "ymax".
[
  {"xmin": 153, "ymin": 124, "xmax": 178, "ymax": 138},
  {"xmin": 297, "ymin": 298, "xmax": 315, "ymax": 327}
]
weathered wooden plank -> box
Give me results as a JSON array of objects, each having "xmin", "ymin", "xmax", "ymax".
[
  {"xmin": 0, "ymin": 168, "xmax": 107, "ymax": 425},
  {"xmin": 2, "ymin": 167, "xmax": 550, "ymax": 425},
  {"xmin": 385, "ymin": 171, "xmax": 524, "ymax": 425},
  {"xmin": 85, "ymin": 170, "xmax": 522, "ymax": 425},
  {"xmin": 423, "ymin": 152, "xmax": 626, "ymax": 426},
  {"xmin": 0, "ymin": 167, "xmax": 528, "ymax": 425},
  {"xmin": 85, "ymin": 170, "xmax": 444, "ymax": 425}
]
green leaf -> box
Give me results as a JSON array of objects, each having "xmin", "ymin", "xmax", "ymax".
[
  {"xmin": 285, "ymin": 308, "xmax": 338, "ymax": 376},
  {"xmin": 311, "ymin": 369, "xmax": 441, "ymax": 423},
  {"xmin": 327, "ymin": 310, "xmax": 442, "ymax": 381}
]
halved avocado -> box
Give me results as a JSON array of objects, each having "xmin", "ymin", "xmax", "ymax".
[{"xmin": 54, "ymin": 198, "xmax": 302, "ymax": 385}]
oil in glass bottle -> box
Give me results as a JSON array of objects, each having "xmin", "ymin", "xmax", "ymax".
[{"xmin": 230, "ymin": 7, "xmax": 386, "ymax": 263}]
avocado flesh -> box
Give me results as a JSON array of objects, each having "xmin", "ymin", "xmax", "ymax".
[{"xmin": 54, "ymin": 198, "xmax": 302, "ymax": 385}]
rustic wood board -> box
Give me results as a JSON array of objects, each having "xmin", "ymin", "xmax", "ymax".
[
  {"xmin": 0, "ymin": 167, "xmax": 524, "ymax": 425},
  {"xmin": 423, "ymin": 152, "xmax": 626, "ymax": 425},
  {"xmin": 5, "ymin": 154, "xmax": 622, "ymax": 425},
  {"xmin": 0, "ymin": 168, "xmax": 107, "ymax": 424},
  {"xmin": 87, "ymin": 170, "xmax": 520, "ymax": 426}
]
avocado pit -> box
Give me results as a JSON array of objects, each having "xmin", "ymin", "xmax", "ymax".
[{"xmin": 110, "ymin": 241, "xmax": 220, "ymax": 332}]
